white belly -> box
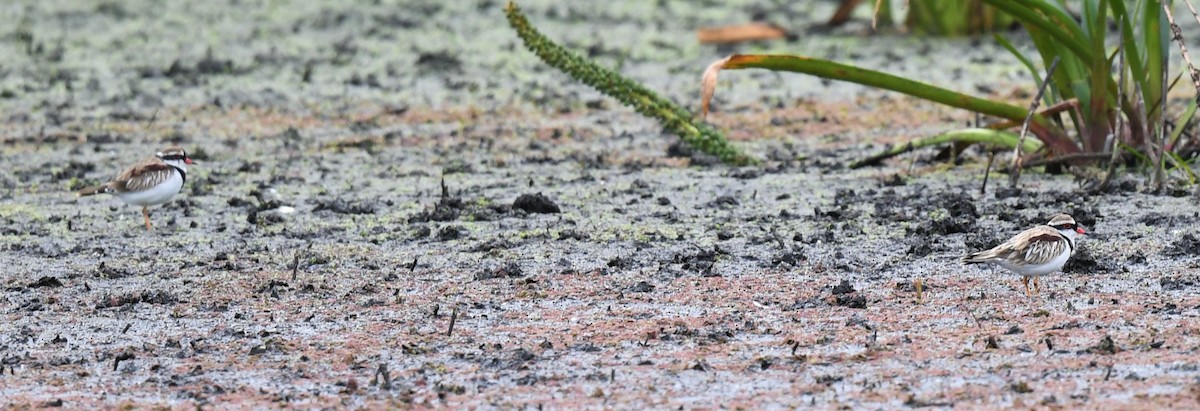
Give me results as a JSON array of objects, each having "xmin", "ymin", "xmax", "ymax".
[
  {"xmin": 997, "ymin": 247, "xmax": 1072, "ymax": 277},
  {"xmin": 113, "ymin": 172, "xmax": 183, "ymax": 207}
]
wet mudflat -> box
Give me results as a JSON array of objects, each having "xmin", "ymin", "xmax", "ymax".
[{"xmin": 2, "ymin": 1, "xmax": 1200, "ymax": 409}]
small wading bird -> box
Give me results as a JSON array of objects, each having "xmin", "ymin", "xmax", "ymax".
[
  {"xmin": 76, "ymin": 147, "xmax": 194, "ymax": 231},
  {"xmin": 961, "ymin": 214, "xmax": 1087, "ymax": 296}
]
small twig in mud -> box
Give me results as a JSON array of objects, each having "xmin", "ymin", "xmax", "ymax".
[
  {"xmin": 1010, "ymin": 56, "xmax": 1060, "ymax": 188},
  {"xmin": 1104, "ymin": 364, "xmax": 1113, "ymax": 381},
  {"xmin": 407, "ymin": 257, "xmax": 418, "ymax": 272},
  {"xmin": 981, "ymin": 151, "xmax": 995, "ymax": 195},
  {"xmin": 906, "ymin": 149, "xmax": 918, "ymax": 175},
  {"xmin": 372, "ymin": 363, "xmax": 392, "ymax": 390},
  {"xmin": 121, "ymin": 324, "xmax": 131, "ymax": 334},
  {"xmin": 1100, "ymin": 23, "xmax": 1127, "ymax": 193},
  {"xmin": 915, "ymin": 278, "xmax": 924, "ymax": 305},
  {"xmin": 1044, "ymin": 336, "xmax": 1054, "ymax": 351},
  {"xmin": 144, "ymin": 108, "xmax": 159, "ymax": 130},
  {"xmin": 965, "ymin": 305, "xmax": 983, "ymax": 328},
  {"xmin": 1180, "ymin": 0, "xmax": 1200, "ymax": 105},
  {"xmin": 769, "ymin": 227, "xmax": 789, "ymax": 250},
  {"xmin": 291, "ymin": 252, "xmax": 301, "ymax": 281},
  {"xmin": 610, "ymin": 369, "xmax": 615, "ymax": 383},
  {"xmin": 291, "ymin": 242, "xmax": 311, "ymax": 282},
  {"xmin": 113, "ymin": 352, "xmax": 134, "ymax": 371},
  {"xmin": 1162, "ymin": 2, "xmax": 1200, "ymax": 190},
  {"xmin": 447, "ymin": 306, "xmax": 458, "ymax": 337}
]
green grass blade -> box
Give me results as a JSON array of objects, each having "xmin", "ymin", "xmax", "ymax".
[
  {"xmin": 1141, "ymin": 0, "xmax": 1168, "ymax": 124},
  {"xmin": 1166, "ymin": 150, "xmax": 1197, "ymax": 184},
  {"xmin": 715, "ymin": 55, "xmax": 1021, "ymax": 120},
  {"xmin": 994, "ymin": 34, "xmax": 1045, "ymax": 92},
  {"xmin": 1169, "ymin": 98, "xmax": 1197, "ymax": 147},
  {"xmin": 980, "ymin": 0, "xmax": 1091, "ymax": 62},
  {"xmin": 1119, "ymin": 141, "xmax": 1151, "ymax": 164},
  {"xmin": 704, "ymin": 54, "xmax": 1080, "ymax": 154}
]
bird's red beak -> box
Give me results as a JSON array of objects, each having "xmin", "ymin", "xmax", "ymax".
[
  {"xmin": 1075, "ymin": 227, "xmax": 1086, "ymax": 235},
  {"xmin": 185, "ymin": 157, "xmax": 194, "ymax": 165}
]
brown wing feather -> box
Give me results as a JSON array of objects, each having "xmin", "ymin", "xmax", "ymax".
[
  {"xmin": 1012, "ymin": 233, "xmax": 1069, "ymax": 265},
  {"xmin": 108, "ymin": 157, "xmax": 175, "ymax": 193}
]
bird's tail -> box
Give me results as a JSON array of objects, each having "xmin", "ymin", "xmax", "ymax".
[
  {"xmin": 76, "ymin": 185, "xmax": 109, "ymax": 197},
  {"xmin": 960, "ymin": 250, "xmax": 995, "ymax": 264}
]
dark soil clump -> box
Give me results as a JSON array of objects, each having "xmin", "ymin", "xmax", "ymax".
[
  {"xmin": 707, "ymin": 196, "xmax": 740, "ymax": 209},
  {"xmin": 476, "ymin": 262, "xmax": 523, "ymax": 281},
  {"xmin": 29, "ymin": 276, "xmax": 64, "ymax": 288},
  {"xmin": 1164, "ymin": 234, "xmax": 1200, "ymax": 257},
  {"xmin": 96, "ymin": 290, "xmax": 177, "ymax": 308},
  {"xmin": 629, "ymin": 281, "xmax": 655, "ymax": 293},
  {"xmin": 1064, "ymin": 246, "xmax": 1116, "ymax": 274},
  {"xmin": 1160, "ymin": 276, "xmax": 1197, "ymax": 291},
  {"xmin": 313, "ymin": 198, "xmax": 377, "ymax": 215},
  {"xmin": 832, "ymin": 279, "xmax": 855, "ymax": 295},
  {"xmin": 1140, "ymin": 212, "xmax": 1197, "ymax": 227},
  {"xmin": 830, "ymin": 280, "xmax": 865, "ymax": 308},
  {"xmin": 673, "ymin": 247, "xmax": 722, "ymax": 273},
  {"xmin": 513, "ymin": 193, "xmax": 561, "ymax": 214},
  {"xmin": 1085, "ymin": 335, "xmax": 1120, "ymax": 355},
  {"xmin": 436, "ymin": 225, "xmax": 465, "ymax": 241},
  {"xmin": 665, "ymin": 141, "xmax": 720, "ymax": 166}
]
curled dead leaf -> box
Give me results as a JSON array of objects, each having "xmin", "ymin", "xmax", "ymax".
[{"xmin": 701, "ymin": 56, "xmax": 732, "ymax": 120}]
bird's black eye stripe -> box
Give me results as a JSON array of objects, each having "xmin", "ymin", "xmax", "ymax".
[{"xmin": 161, "ymin": 154, "xmax": 187, "ymax": 161}]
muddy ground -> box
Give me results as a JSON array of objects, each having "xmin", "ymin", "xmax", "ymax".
[{"xmin": 3, "ymin": 0, "xmax": 1200, "ymax": 409}]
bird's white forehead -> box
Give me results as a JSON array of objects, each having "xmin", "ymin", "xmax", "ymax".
[{"xmin": 1047, "ymin": 214, "xmax": 1075, "ymax": 225}]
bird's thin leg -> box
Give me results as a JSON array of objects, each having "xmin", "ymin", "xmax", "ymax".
[
  {"xmin": 142, "ymin": 207, "xmax": 152, "ymax": 231},
  {"xmin": 1033, "ymin": 276, "xmax": 1040, "ymax": 294},
  {"xmin": 1023, "ymin": 276, "xmax": 1031, "ymax": 297}
]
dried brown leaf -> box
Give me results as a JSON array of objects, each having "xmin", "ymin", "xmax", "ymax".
[
  {"xmin": 701, "ymin": 56, "xmax": 732, "ymax": 120},
  {"xmin": 696, "ymin": 23, "xmax": 788, "ymax": 45}
]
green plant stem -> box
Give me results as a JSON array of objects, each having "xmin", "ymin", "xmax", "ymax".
[
  {"xmin": 504, "ymin": 2, "xmax": 753, "ymax": 165},
  {"xmin": 850, "ymin": 129, "xmax": 1042, "ymax": 169}
]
